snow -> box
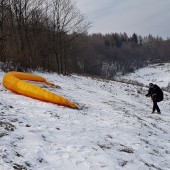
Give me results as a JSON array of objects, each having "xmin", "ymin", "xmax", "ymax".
[
  {"xmin": 117, "ymin": 63, "xmax": 170, "ymax": 88},
  {"xmin": 0, "ymin": 63, "xmax": 170, "ymax": 170}
]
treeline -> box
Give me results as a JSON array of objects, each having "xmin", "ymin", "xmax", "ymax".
[
  {"xmin": 0, "ymin": 0, "xmax": 90, "ymax": 73},
  {"xmin": 70, "ymin": 33, "xmax": 170, "ymax": 78},
  {"xmin": 0, "ymin": 0, "xmax": 170, "ymax": 79}
]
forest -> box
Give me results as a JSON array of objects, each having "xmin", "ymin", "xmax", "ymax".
[{"xmin": 0, "ymin": 0, "xmax": 170, "ymax": 79}]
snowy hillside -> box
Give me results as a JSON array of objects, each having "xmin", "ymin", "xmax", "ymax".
[
  {"xmin": 117, "ymin": 63, "xmax": 170, "ymax": 88},
  {"xmin": 0, "ymin": 63, "xmax": 170, "ymax": 170}
]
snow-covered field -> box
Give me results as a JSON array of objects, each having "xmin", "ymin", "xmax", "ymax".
[{"xmin": 0, "ymin": 63, "xmax": 170, "ymax": 170}]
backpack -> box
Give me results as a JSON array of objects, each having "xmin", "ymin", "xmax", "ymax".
[{"xmin": 157, "ymin": 88, "xmax": 163, "ymax": 102}]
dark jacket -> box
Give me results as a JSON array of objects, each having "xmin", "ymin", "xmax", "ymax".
[{"xmin": 146, "ymin": 84, "xmax": 163, "ymax": 102}]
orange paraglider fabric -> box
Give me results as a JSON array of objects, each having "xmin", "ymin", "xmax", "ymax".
[{"xmin": 3, "ymin": 71, "xmax": 78, "ymax": 109}]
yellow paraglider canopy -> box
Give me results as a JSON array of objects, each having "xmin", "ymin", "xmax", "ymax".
[{"xmin": 3, "ymin": 71, "xmax": 78, "ymax": 109}]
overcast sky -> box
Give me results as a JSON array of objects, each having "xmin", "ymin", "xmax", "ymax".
[{"xmin": 76, "ymin": 0, "xmax": 170, "ymax": 39}]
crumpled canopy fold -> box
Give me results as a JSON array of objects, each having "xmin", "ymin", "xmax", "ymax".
[{"xmin": 3, "ymin": 71, "xmax": 78, "ymax": 109}]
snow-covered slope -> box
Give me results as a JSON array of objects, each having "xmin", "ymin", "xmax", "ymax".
[
  {"xmin": 117, "ymin": 63, "xmax": 170, "ymax": 88},
  {"xmin": 0, "ymin": 63, "xmax": 170, "ymax": 170}
]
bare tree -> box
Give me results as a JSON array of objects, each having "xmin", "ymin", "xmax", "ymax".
[
  {"xmin": 49, "ymin": 0, "xmax": 90, "ymax": 74},
  {"xmin": 0, "ymin": 0, "xmax": 10, "ymax": 61}
]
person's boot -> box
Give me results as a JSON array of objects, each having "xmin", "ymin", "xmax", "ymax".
[
  {"xmin": 157, "ymin": 111, "xmax": 161, "ymax": 114},
  {"xmin": 151, "ymin": 111, "xmax": 155, "ymax": 114}
]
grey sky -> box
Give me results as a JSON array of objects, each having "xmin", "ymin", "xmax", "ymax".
[{"xmin": 76, "ymin": 0, "xmax": 170, "ymax": 39}]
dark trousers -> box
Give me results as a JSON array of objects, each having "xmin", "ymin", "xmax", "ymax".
[{"xmin": 153, "ymin": 101, "xmax": 160, "ymax": 112}]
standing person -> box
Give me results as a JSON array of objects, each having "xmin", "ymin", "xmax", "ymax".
[{"xmin": 145, "ymin": 83, "xmax": 163, "ymax": 114}]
